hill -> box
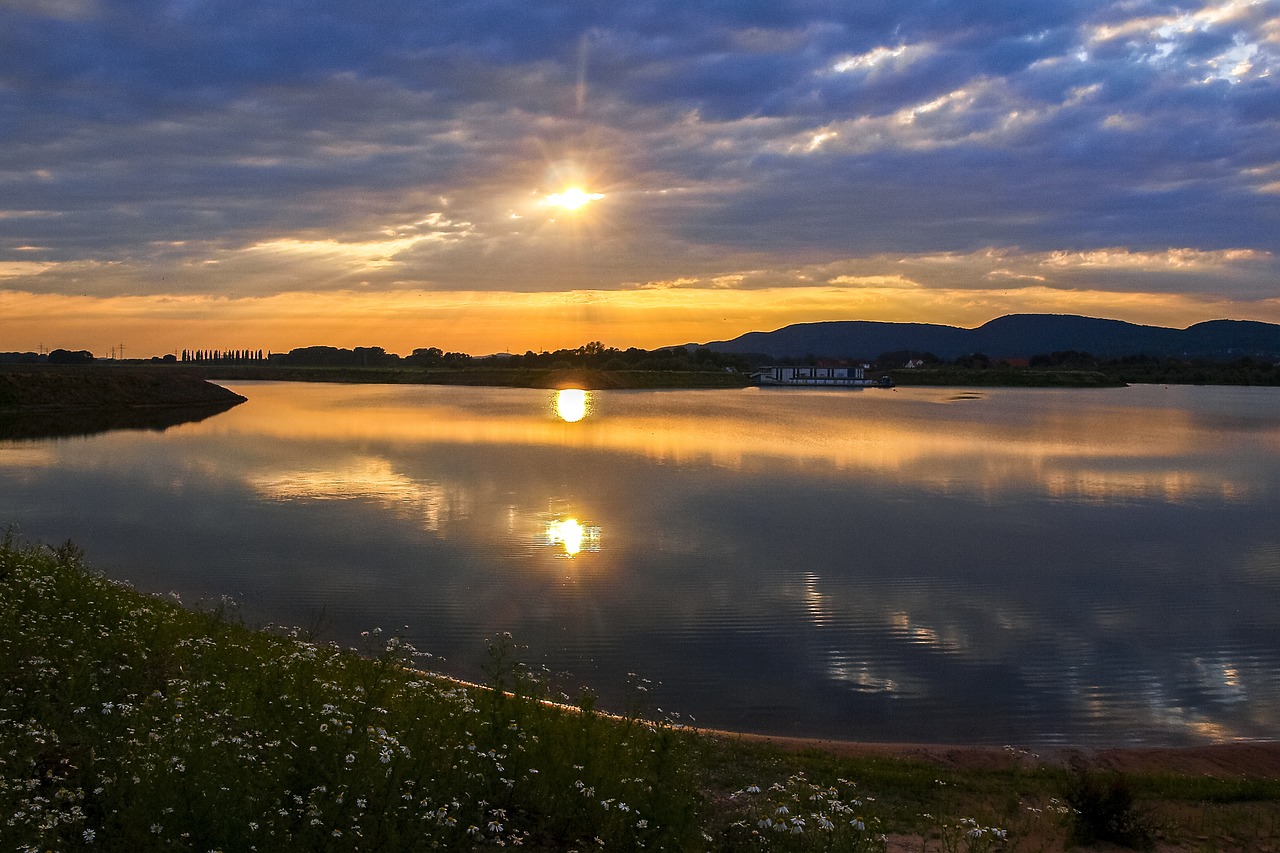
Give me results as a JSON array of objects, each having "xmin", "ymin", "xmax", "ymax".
[{"xmin": 699, "ymin": 314, "xmax": 1280, "ymax": 361}]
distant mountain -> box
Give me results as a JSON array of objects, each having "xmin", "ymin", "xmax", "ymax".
[{"xmin": 697, "ymin": 314, "xmax": 1280, "ymax": 361}]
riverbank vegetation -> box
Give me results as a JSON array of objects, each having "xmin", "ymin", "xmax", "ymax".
[{"xmin": 4, "ymin": 534, "xmax": 1279, "ymax": 851}]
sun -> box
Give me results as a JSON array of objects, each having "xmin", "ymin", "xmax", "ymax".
[{"xmin": 543, "ymin": 186, "xmax": 604, "ymax": 211}]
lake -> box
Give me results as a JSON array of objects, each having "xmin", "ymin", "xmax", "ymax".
[{"xmin": 3, "ymin": 381, "xmax": 1278, "ymax": 746}]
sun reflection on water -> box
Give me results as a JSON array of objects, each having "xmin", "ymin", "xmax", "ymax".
[
  {"xmin": 544, "ymin": 517, "xmax": 601, "ymax": 557},
  {"xmin": 554, "ymin": 389, "xmax": 590, "ymax": 423}
]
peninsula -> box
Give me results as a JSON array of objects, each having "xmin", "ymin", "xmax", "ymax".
[{"xmin": 0, "ymin": 365, "xmax": 246, "ymax": 410}]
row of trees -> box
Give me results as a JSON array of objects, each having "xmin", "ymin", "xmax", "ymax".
[
  {"xmin": 273, "ymin": 346, "xmax": 399, "ymax": 367},
  {"xmin": 182, "ymin": 349, "xmax": 268, "ymax": 363},
  {"xmin": 266, "ymin": 346, "xmax": 472, "ymax": 367}
]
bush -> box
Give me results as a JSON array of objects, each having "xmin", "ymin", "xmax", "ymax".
[{"xmin": 1063, "ymin": 769, "xmax": 1154, "ymax": 849}]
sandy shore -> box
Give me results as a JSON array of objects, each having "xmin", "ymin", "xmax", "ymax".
[{"xmin": 702, "ymin": 730, "xmax": 1280, "ymax": 777}]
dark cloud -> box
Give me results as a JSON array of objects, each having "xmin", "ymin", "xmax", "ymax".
[{"xmin": 0, "ymin": 0, "xmax": 1276, "ymax": 303}]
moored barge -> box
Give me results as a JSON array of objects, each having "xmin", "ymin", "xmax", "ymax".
[{"xmin": 753, "ymin": 366, "xmax": 893, "ymax": 388}]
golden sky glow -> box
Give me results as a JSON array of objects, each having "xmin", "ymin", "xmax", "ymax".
[{"xmin": 5, "ymin": 279, "xmax": 1279, "ymax": 357}]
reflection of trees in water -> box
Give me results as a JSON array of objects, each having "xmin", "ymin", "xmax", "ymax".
[{"xmin": 0, "ymin": 401, "xmax": 242, "ymax": 441}]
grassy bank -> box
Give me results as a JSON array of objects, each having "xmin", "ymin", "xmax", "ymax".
[
  {"xmin": 0, "ymin": 365, "xmax": 246, "ymax": 410},
  {"xmin": 3, "ymin": 535, "xmax": 1278, "ymax": 851}
]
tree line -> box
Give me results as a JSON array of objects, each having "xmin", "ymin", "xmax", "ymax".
[
  {"xmin": 500, "ymin": 341, "xmax": 750, "ymax": 372},
  {"xmin": 181, "ymin": 342, "xmax": 751, "ymax": 372},
  {"xmin": 872, "ymin": 349, "xmax": 1280, "ymax": 385},
  {"xmin": 182, "ymin": 349, "xmax": 267, "ymax": 363}
]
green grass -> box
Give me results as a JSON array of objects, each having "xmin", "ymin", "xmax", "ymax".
[{"xmin": 3, "ymin": 533, "xmax": 1279, "ymax": 852}]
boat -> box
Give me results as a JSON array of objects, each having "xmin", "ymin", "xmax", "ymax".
[{"xmin": 752, "ymin": 365, "xmax": 893, "ymax": 388}]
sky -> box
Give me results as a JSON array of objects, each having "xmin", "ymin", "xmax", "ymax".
[{"xmin": 2, "ymin": 0, "xmax": 1278, "ymax": 357}]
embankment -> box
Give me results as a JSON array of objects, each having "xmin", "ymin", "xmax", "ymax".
[{"xmin": 0, "ymin": 365, "xmax": 246, "ymax": 410}]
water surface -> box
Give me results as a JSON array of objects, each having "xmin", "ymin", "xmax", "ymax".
[{"xmin": 3, "ymin": 382, "xmax": 1277, "ymax": 746}]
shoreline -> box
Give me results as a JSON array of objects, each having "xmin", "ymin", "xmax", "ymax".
[
  {"xmin": 432, "ymin": 671, "xmax": 1280, "ymax": 776},
  {"xmin": 371, "ymin": 668, "xmax": 1280, "ymax": 778},
  {"xmin": 702, "ymin": 728, "xmax": 1280, "ymax": 776}
]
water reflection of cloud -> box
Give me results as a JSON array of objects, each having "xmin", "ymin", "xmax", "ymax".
[
  {"xmin": 798, "ymin": 563, "xmax": 1279, "ymax": 742},
  {"xmin": 1076, "ymin": 674, "xmax": 1252, "ymax": 744},
  {"xmin": 801, "ymin": 572, "xmax": 835, "ymax": 627},
  {"xmin": 1029, "ymin": 639, "xmax": 1279, "ymax": 743},
  {"xmin": 888, "ymin": 611, "xmax": 971, "ymax": 655},
  {"xmin": 1042, "ymin": 468, "xmax": 1252, "ymax": 504},
  {"xmin": 803, "ymin": 576, "xmax": 929, "ymax": 696},
  {"xmin": 1193, "ymin": 657, "xmax": 1249, "ymax": 704},
  {"xmin": 0, "ymin": 446, "xmax": 56, "ymax": 468},
  {"xmin": 824, "ymin": 652, "xmax": 922, "ymax": 696},
  {"xmin": 249, "ymin": 456, "xmax": 464, "ymax": 532}
]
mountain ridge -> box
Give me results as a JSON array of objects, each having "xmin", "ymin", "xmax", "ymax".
[{"xmin": 696, "ymin": 314, "xmax": 1280, "ymax": 361}]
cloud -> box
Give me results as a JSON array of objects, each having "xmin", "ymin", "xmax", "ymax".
[
  {"xmin": 1, "ymin": 0, "xmax": 1277, "ymax": 348},
  {"xmin": 0, "ymin": 260, "xmax": 53, "ymax": 278}
]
